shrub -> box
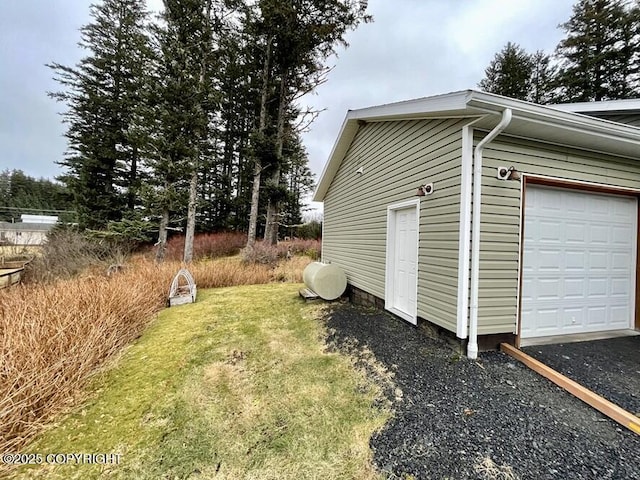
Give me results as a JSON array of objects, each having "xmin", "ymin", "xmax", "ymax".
[
  {"xmin": 91, "ymin": 218, "xmax": 157, "ymax": 244},
  {"xmin": 296, "ymin": 220, "xmax": 322, "ymax": 240},
  {"xmin": 241, "ymin": 238, "xmax": 321, "ymax": 265},
  {"xmin": 23, "ymin": 227, "xmax": 134, "ymax": 284},
  {"xmin": 272, "ymin": 255, "xmax": 313, "ymax": 282},
  {"xmin": 240, "ymin": 241, "xmax": 282, "ymax": 265},
  {"xmin": 285, "ymin": 238, "xmax": 321, "ymax": 260},
  {"xmin": 164, "ymin": 232, "xmax": 246, "ymax": 261}
]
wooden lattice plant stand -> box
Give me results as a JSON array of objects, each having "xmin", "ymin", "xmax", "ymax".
[{"xmin": 168, "ymin": 268, "xmax": 197, "ymax": 306}]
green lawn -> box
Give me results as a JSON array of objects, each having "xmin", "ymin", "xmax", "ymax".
[{"xmin": 13, "ymin": 283, "xmax": 388, "ymax": 479}]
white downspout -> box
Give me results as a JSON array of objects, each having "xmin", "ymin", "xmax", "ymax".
[{"xmin": 467, "ymin": 108, "xmax": 512, "ymax": 360}]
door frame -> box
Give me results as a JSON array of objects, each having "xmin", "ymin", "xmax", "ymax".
[
  {"xmin": 516, "ymin": 175, "xmax": 640, "ymax": 345},
  {"xmin": 385, "ymin": 198, "xmax": 420, "ymax": 324}
]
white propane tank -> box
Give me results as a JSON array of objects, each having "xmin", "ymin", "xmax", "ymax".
[{"xmin": 302, "ymin": 262, "xmax": 347, "ymax": 301}]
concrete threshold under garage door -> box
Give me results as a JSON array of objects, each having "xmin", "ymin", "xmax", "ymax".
[
  {"xmin": 520, "ymin": 329, "xmax": 640, "ymax": 347},
  {"xmin": 521, "ymin": 335, "xmax": 640, "ymax": 417}
]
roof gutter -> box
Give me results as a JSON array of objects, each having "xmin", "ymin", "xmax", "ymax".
[{"xmin": 467, "ymin": 108, "xmax": 512, "ymax": 360}]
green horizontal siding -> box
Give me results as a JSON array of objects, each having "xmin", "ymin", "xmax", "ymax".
[
  {"xmin": 477, "ymin": 134, "xmax": 640, "ymax": 335},
  {"xmin": 323, "ymin": 118, "xmax": 468, "ymax": 332}
]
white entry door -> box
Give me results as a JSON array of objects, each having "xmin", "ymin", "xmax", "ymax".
[
  {"xmin": 386, "ymin": 200, "xmax": 419, "ymax": 324},
  {"xmin": 521, "ymin": 186, "xmax": 637, "ymax": 339}
]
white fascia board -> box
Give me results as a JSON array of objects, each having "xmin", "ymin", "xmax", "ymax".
[
  {"xmin": 551, "ymin": 98, "xmax": 640, "ymax": 114},
  {"xmin": 466, "ymin": 91, "xmax": 640, "ymax": 145},
  {"xmin": 346, "ymin": 90, "xmax": 471, "ymax": 121}
]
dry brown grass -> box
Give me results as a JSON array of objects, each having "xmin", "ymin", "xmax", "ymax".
[
  {"xmin": 0, "ymin": 255, "xmax": 305, "ymax": 457},
  {"xmin": 474, "ymin": 456, "xmax": 519, "ymax": 480},
  {"xmin": 241, "ymin": 239, "xmax": 321, "ymax": 265},
  {"xmin": 164, "ymin": 232, "xmax": 247, "ymax": 261}
]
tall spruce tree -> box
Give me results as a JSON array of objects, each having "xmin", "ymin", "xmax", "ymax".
[
  {"xmin": 209, "ymin": 22, "xmax": 258, "ymax": 232},
  {"xmin": 554, "ymin": 0, "xmax": 636, "ymax": 101},
  {"xmin": 478, "ymin": 42, "xmax": 534, "ymax": 100},
  {"xmin": 246, "ymin": 0, "xmax": 371, "ymax": 247},
  {"xmin": 479, "ymin": 43, "xmax": 557, "ymax": 104},
  {"xmin": 529, "ymin": 50, "xmax": 557, "ymax": 104},
  {"xmin": 48, "ymin": 0, "xmax": 152, "ymax": 229},
  {"xmin": 149, "ymin": 0, "xmax": 218, "ymax": 262}
]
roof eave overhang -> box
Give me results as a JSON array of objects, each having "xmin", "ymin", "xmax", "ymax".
[
  {"xmin": 313, "ymin": 90, "xmax": 640, "ymax": 202},
  {"xmin": 551, "ymin": 98, "xmax": 640, "ymax": 115}
]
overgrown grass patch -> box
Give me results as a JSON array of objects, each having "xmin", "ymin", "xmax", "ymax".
[
  {"xmin": 12, "ymin": 284, "xmax": 388, "ymax": 479},
  {"xmin": 0, "ymin": 254, "xmax": 312, "ymax": 460}
]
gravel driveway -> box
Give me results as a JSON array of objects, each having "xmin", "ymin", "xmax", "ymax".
[
  {"xmin": 523, "ymin": 336, "xmax": 640, "ymax": 415},
  {"xmin": 324, "ymin": 303, "xmax": 640, "ymax": 480}
]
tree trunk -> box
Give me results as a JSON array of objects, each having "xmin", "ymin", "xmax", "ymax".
[
  {"xmin": 247, "ymin": 163, "xmax": 262, "ymax": 249},
  {"xmin": 247, "ymin": 36, "xmax": 273, "ymax": 249},
  {"xmin": 183, "ymin": 166, "xmax": 198, "ymax": 263},
  {"xmin": 184, "ymin": 1, "xmax": 210, "ymax": 259},
  {"xmin": 264, "ymin": 74, "xmax": 287, "ymax": 245},
  {"xmin": 155, "ymin": 208, "xmax": 169, "ymax": 263},
  {"xmin": 127, "ymin": 144, "xmax": 138, "ymax": 211}
]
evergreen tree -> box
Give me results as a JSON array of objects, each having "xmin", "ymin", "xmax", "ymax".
[
  {"xmin": 281, "ymin": 135, "xmax": 315, "ymax": 233},
  {"xmin": 554, "ymin": 0, "xmax": 637, "ymax": 101},
  {"xmin": 478, "ymin": 42, "xmax": 534, "ymax": 100},
  {"xmin": 0, "ymin": 170, "xmax": 73, "ymax": 222},
  {"xmin": 149, "ymin": 0, "xmax": 219, "ymax": 262},
  {"xmin": 48, "ymin": 0, "xmax": 152, "ymax": 229},
  {"xmin": 47, "ymin": 0, "xmax": 347, "ymax": 244},
  {"xmin": 529, "ymin": 50, "xmax": 557, "ymax": 104},
  {"xmin": 245, "ymin": 0, "xmax": 371, "ymax": 247}
]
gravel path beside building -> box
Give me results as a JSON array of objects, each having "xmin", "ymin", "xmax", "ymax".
[{"xmin": 324, "ymin": 304, "xmax": 640, "ymax": 480}]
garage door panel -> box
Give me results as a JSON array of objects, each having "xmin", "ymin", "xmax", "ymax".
[
  {"xmin": 586, "ymin": 306, "xmax": 608, "ymax": 326},
  {"xmin": 615, "ymin": 200, "xmax": 636, "ymax": 217},
  {"xmin": 567, "ymin": 197, "xmax": 587, "ymax": 214},
  {"xmin": 565, "ymin": 250, "xmax": 586, "ymax": 270},
  {"xmin": 612, "ymin": 252, "xmax": 632, "ymax": 271},
  {"xmin": 611, "ymin": 306, "xmax": 631, "ymax": 325},
  {"xmin": 564, "ymin": 278, "xmax": 585, "ymax": 299},
  {"xmin": 562, "ymin": 307, "xmax": 584, "ymax": 327},
  {"xmin": 539, "ymin": 221, "xmax": 562, "ymax": 242},
  {"xmin": 587, "ymin": 278, "xmax": 608, "ymax": 297},
  {"xmin": 538, "ymin": 249, "xmax": 562, "ymax": 270},
  {"xmin": 613, "ymin": 226, "xmax": 634, "ymax": 244},
  {"xmin": 566, "ymin": 223, "xmax": 586, "ymax": 243},
  {"xmin": 536, "ymin": 278, "xmax": 562, "ymax": 300},
  {"xmin": 590, "ymin": 225, "xmax": 609, "ymax": 244},
  {"xmin": 521, "ymin": 277, "xmax": 533, "ymax": 300},
  {"xmin": 539, "ymin": 189, "xmax": 562, "ymax": 210},
  {"xmin": 590, "ymin": 196, "xmax": 609, "ymax": 214},
  {"xmin": 536, "ymin": 308, "xmax": 559, "ymax": 331},
  {"xmin": 611, "ymin": 277, "xmax": 630, "ymax": 296},
  {"xmin": 521, "ymin": 186, "xmax": 637, "ymax": 339},
  {"xmin": 589, "ymin": 252, "xmax": 609, "ymax": 270}
]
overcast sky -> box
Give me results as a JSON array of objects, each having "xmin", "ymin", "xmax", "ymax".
[{"xmin": 0, "ymin": 0, "xmax": 575, "ymax": 187}]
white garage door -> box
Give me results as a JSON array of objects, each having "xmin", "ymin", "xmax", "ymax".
[{"xmin": 521, "ymin": 186, "xmax": 637, "ymax": 339}]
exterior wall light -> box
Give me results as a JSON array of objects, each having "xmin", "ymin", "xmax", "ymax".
[
  {"xmin": 416, "ymin": 182, "xmax": 434, "ymax": 196},
  {"xmin": 497, "ymin": 166, "xmax": 521, "ymax": 181}
]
